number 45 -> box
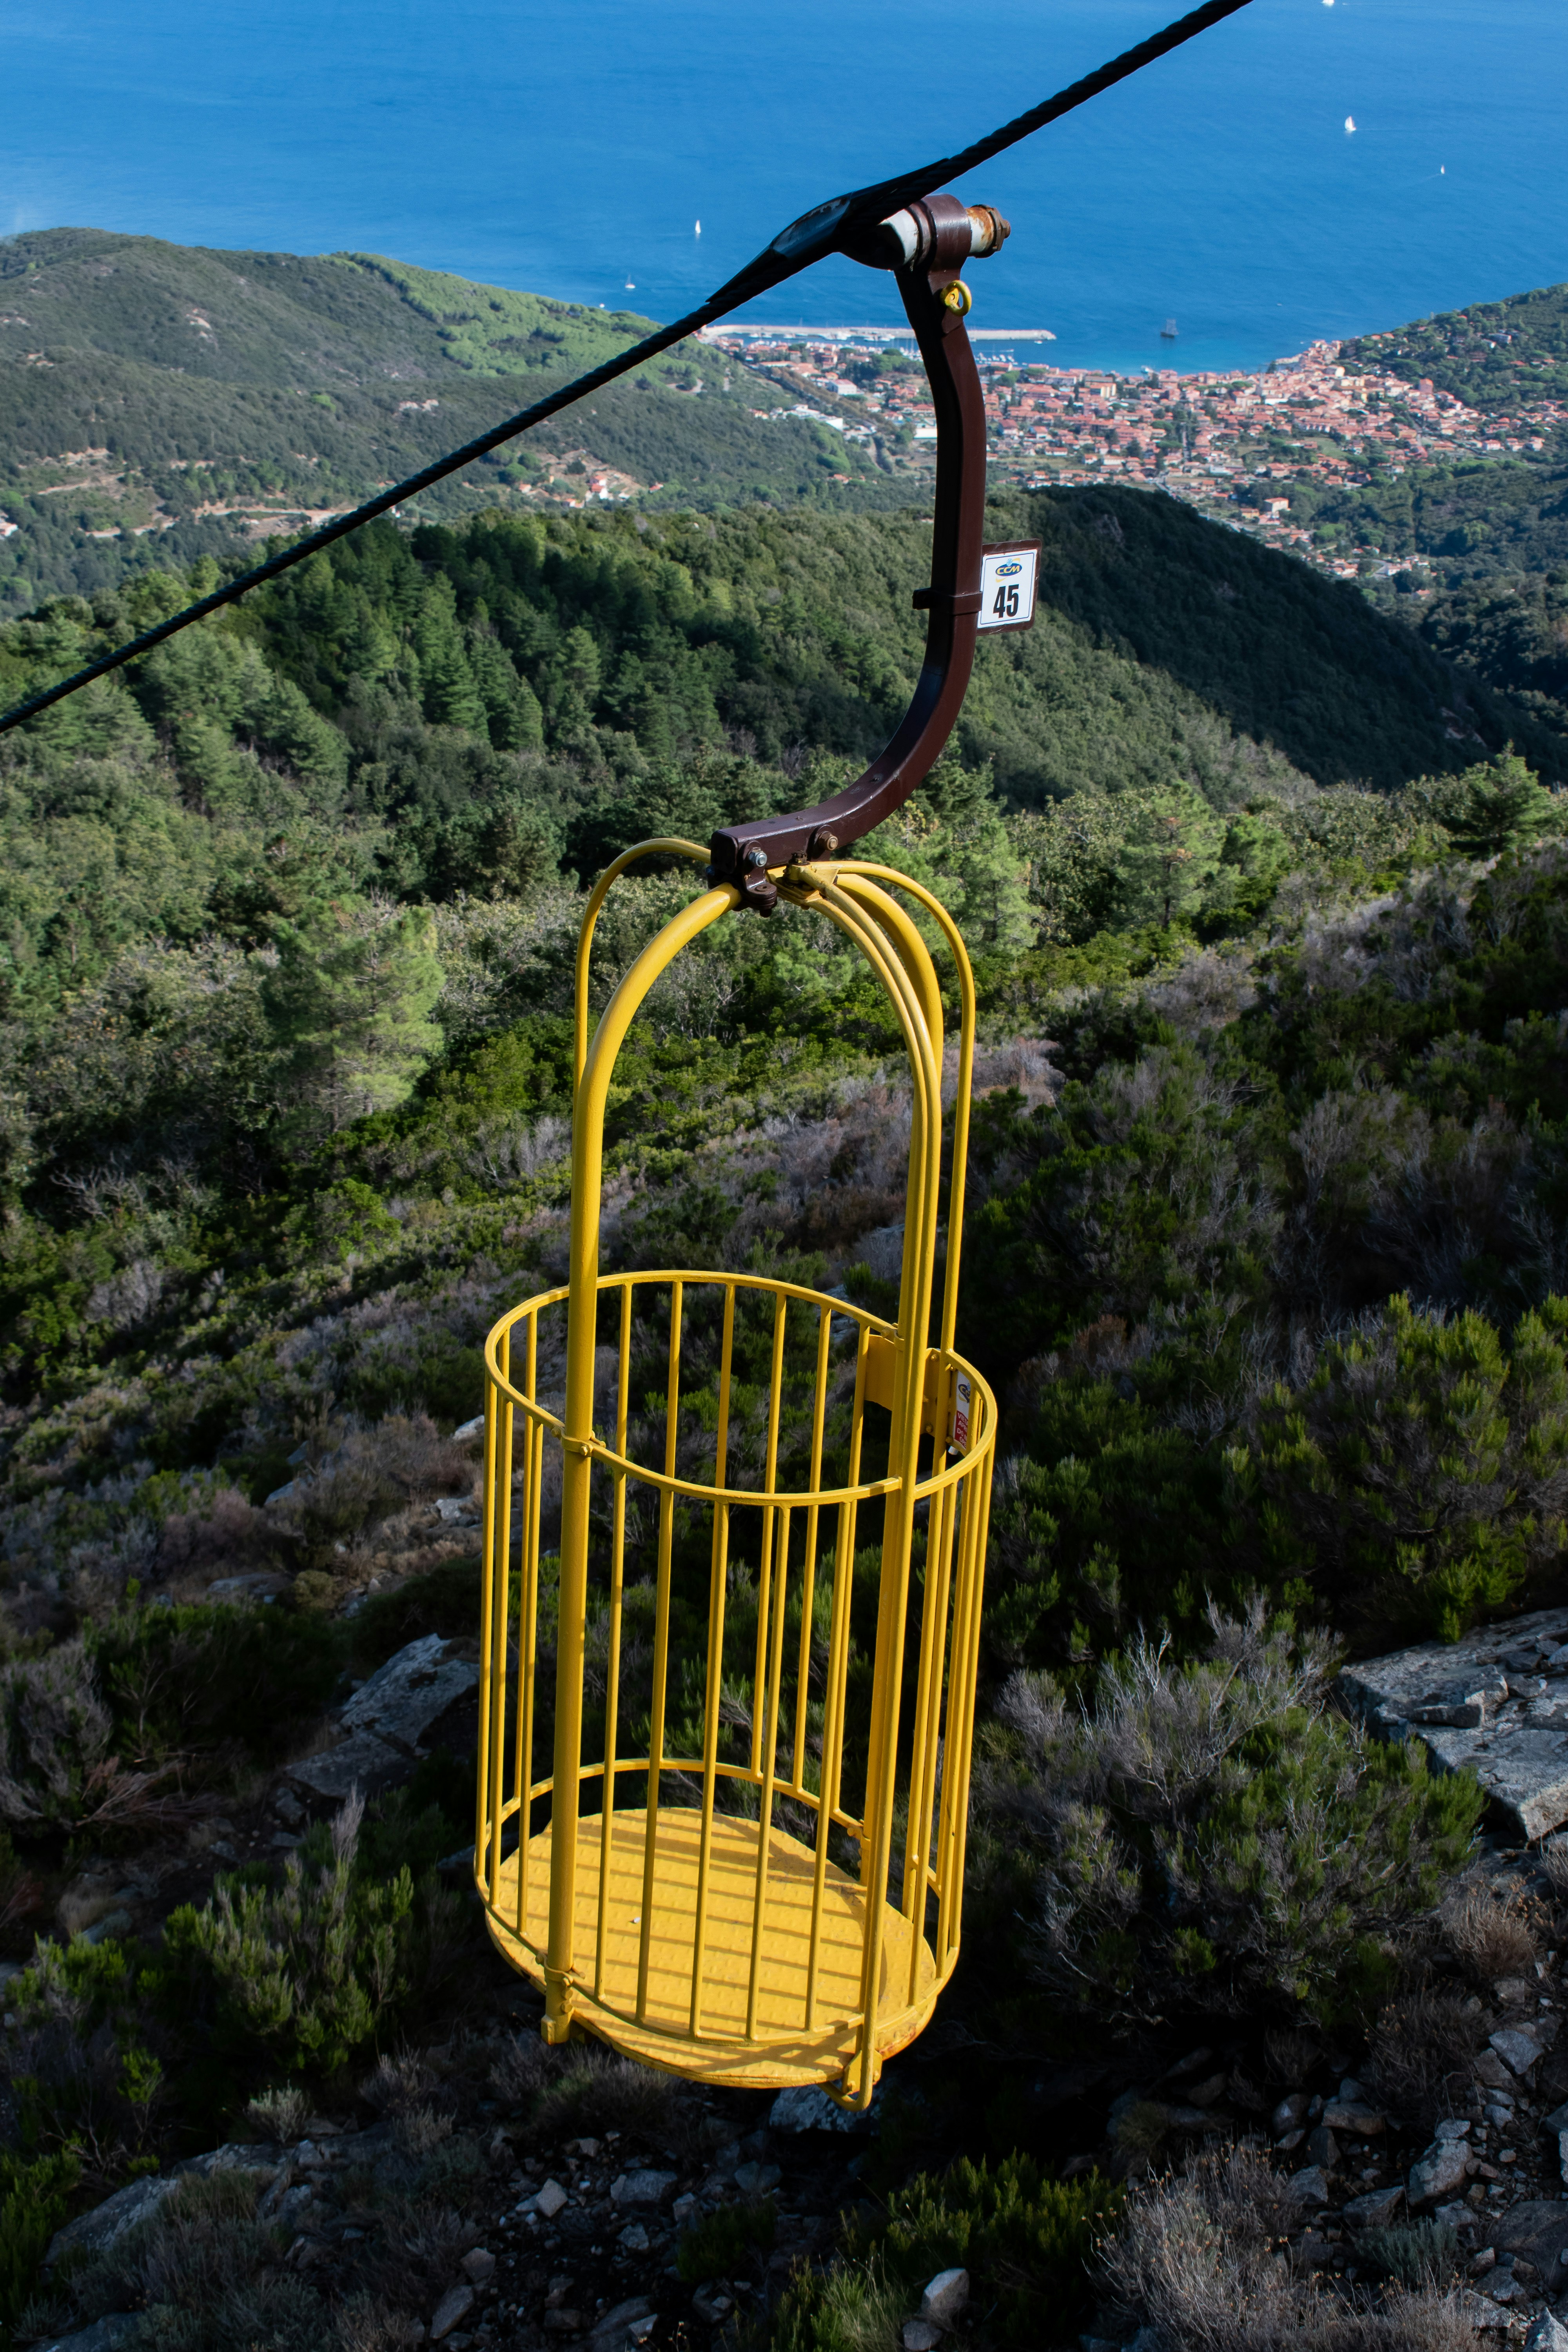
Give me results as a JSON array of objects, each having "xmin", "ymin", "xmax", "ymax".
[{"xmin": 992, "ymin": 581, "xmax": 1020, "ymax": 618}]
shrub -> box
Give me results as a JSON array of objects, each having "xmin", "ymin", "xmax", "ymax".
[
  {"xmin": 162, "ymin": 1791, "xmax": 417, "ymax": 2076},
  {"xmin": 244, "ymin": 2083, "xmax": 309, "ymax": 2143},
  {"xmin": 677, "ymin": 2196, "xmax": 777, "ymax": 2282},
  {"xmin": 2, "ymin": 1934, "xmax": 170, "ymax": 2181},
  {"xmin": 0, "ymin": 1641, "xmax": 111, "ymax": 1829},
  {"xmin": 1441, "ymin": 1882, "xmax": 1543, "ymax": 1984},
  {"xmin": 527, "ymin": 2043, "xmax": 686, "ymax": 2145},
  {"xmin": 0, "ymin": 2150, "xmax": 77, "ymax": 2343},
  {"xmin": 90, "ymin": 1595, "xmax": 342, "ymax": 1763},
  {"xmin": 1249, "ymin": 1292, "xmax": 1568, "ymax": 1641},
  {"xmin": 771, "ymin": 2154, "xmax": 1116, "ymax": 2351},
  {"xmin": 980, "ymin": 1604, "xmax": 1481, "ymax": 2029},
  {"xmin": 1359, "ymin": 2219, "xmax": 1459, "ymax": 2287},
  {"xmin": 1099, "ymin": 2143, "xmax": 1473, "ymax": 2349},
  {"xmin": 1365, "ymin": 1989, "xmax": 1487, "ymax": 2134}
]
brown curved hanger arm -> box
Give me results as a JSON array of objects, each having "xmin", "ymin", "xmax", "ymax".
[{"xmin": 708, "ymin": 197, "xmax": 990, "ymax": 911}]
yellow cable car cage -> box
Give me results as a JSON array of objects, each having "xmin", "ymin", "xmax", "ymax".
[{"xmin": 475, "ymin": 191, "xmax": 1018, "ymax": 2107}]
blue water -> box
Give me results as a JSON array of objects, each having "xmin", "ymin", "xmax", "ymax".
[{"xmin": 1, "ymin": 0, "xmax": 1565, "ymax": 376}]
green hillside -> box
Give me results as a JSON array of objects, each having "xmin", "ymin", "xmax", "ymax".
[
  {"xmin": 0, "ymin": 228, "xmax": 894, "ymax": 618},
  {"xmin": 1342, "ymin": 277, "xmax": 1568, "ymax": 408}
]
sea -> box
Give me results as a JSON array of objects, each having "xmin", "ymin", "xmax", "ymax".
[{"xmin": 1, "ymin": 0, "xmax": 1566, "ymax": 377}]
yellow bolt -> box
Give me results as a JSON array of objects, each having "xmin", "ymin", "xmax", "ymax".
[{"xmin": 942, "ymin": 282, "xmax": 973, "ymax": 316}]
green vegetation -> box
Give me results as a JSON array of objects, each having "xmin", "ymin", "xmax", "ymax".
[
  {"xmin": 1342, "ymin": 279, "xmax": 1568, "ymax": 410},
  {"xmin": 768, "ymin": 2156, "xmax": 1118, "ymax": 2350},
  {"xmin": 5, "ymin": 384, "xmax": 1568, "ymax": 2342},
  {"xmin": 0, "ymin": 227, "xmax": 894, "ymax": 619}
]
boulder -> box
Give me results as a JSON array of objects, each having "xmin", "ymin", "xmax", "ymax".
[
  {"xmin": 35, "ymin": 2322, "xmax": 141, "ymax": 2352},
  {"xmin": 1281, "ymin": 2166, "xmax": 1330, "ymax": 2209},
  {"xmin": 1496, "ymin": 2199, "xmax": 1568, "ymax": 2277},
  {"xmin": 47, "ymin": 2174, "xmax": 178, "ymax": 2264},
  {"xmin": 1408, "ymin": 2141, "xmax": 1472, "ymax": 2205},
  {"xmin": 1321, "ymin": 2101, "xmax": 1385, "ymax": 2135},
  {"xmin": 919, "ymin": 2269, "xmax": 970, "ymax": 2327},
  {"xmin": 611, "ymin": 2168, "xmax": 677, "ymax": 2206},
  {"xmin": 1526, "ymin": 2319, "xmax": 1568, "ymax": 2352},
  {"xmin": 1490, "ymin": 2027, "xmax": 1543, "ymax": 2079},
  {"xmin": 1342, "ymin": 2183, "xmax": 1405, "ymax": 2230},
  {"xmin": 339, "ymin": 1635, "xmax": 479, "ymax": 1755},
  {"xmin": 430, "ymin": 2283, "xmax": 475, "ymax": 2342},
  {"xmin": 1337, "ymin": 1606, "xmax": 1568, "ymax": 1838},
  {"xmin": 287, "ymin": 1636, "xmax": 479, "ymax": 1801},
  {"xmin": 589, "ymin": 2299, "xmax": 656, "ymax": 2350},
  {"xmin": 769, "ymin": 2082, "xmax": 878, "ymax": 2132},
  {"xmin": 903, "ymin": 2328, "xmax": 941, "ymax": 2352}
]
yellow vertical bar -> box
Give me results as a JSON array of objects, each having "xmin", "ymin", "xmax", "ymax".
[
  {"xmin": 636, "ymin": 1278, "xmax": 682, "ymax": 2024},
  {"xmin": 486, "ymin": 1326, "xmax": 514, "ymax": 1907},
  {"xmin": 750, "ymin": 1292, "xmax": 789, "ymax": 1778},
  {"xmin": 514, "ymin": 1313, "xmax": 540, "ymax": 1940},
  {"xmin": 791, "ymin": 1305, "xmax": 833, "ymax": 1793},
  {"xmin": 805, "ymin": 1324, "xmax": 870, "ymax": 2029},
  {"xmin": 947, "ymin": 1445, "xmax": 995, "ymax": 1933},
  {"xmin": 902, "ymin": 1472, "xmax": 958, "ymax": 2001},
  {"xmin": 689, "ymin": 1281, "xmax": 735, "ymax": 2039},
  {"xmin": 475, "ymin": 1339, "xmax": 500, "ymax": 1893},
  {"xmin": 746, "ymin": 1502, "xmax": 791, "ymax": 2040},
  {"xmin": 594, "ymin": 1281, "xmax": 633, "ymax": 2002},
  {"xmin": 935, "ymin": 1461, "xmax": 982, "ymax": 1969}
]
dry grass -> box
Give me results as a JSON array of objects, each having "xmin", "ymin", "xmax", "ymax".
[
  {"xmin": 1100, "ymin": 2145, "xmax": 1474, "ymax": 2350},
  {"xmin": 335, "ymin": 2296, "xmax": 427, "ymax": 2352},
  {"xmin": 1365, "ymin": 1988, "xmax": 1487, "ymax": 2134},
  {"xmin": 1442, "ymin": 1882, "xmax": 1543, "ymax": 1984},
  {"xmin": 243, "ymin": 2083, "xmax": 309, "ymax": 2143}
]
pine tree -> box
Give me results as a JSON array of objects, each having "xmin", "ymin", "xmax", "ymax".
[{"xmin": 263, "ymin": 898, "xmax": 444, "ymax": 1138}]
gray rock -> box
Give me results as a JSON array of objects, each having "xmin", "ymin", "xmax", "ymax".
[
  {"xmin": 1496, "ymin": 2199, "xmax": 1568, "ymax": 2275},
  {"xmin": 1304, "ymin": 2126, "xmax": 1340, "ymax": 2170},
  {"xmin": 1490, "ymin": 2026, "xmax": 1543, "ymax": 2078},
  {"xmin": 1474, "ymin": 2049, "xmax": 1515, "ymax": 2091},
  {"xmin": 589, "ymin": 2299, "xmax": 655, "ymax": 2350},
  {"xmin": 618, "ymin": 2221, "xmax": 650, "ymax": 2251},
  {"xmin": 34, "ymin": 2321, "xmax": 142, "ymax": 2352},
  {"xmin": 533, "ymin": 2176, "xmax": 569, "ymax": 2219},
  {"xmin": 430, "ymin": 2282, "xmax": 475, "ymax": 2341},
  {"xmin": 690, "ymin": 2286, "xmax": 732, "ymax": 2324},
  {"xmin": 1455, "ymin": 2287, "xmax": 1510, "ymax": 2330},
  {"xmin": 903, "ymin": 2328, "xmax": 941, "ymax": 2352},
  {"xmin": 462, "ymin": 2247, "xmax": 495, "ymax": 2283},
  {"xmin": 920, "ymin": 2269, "xmax": 970, "ymax": 2327},
  {"xmin": 1281, "ymin": 2166, "xmax": 1330, "ymax": 2208},
  {"xmin": 285, "ymin": 1726, "xmax": 413, "ymax": 1802},
  {"xmin": 172, "ymin": 2142, "xmax": 281, "ymax": 2181},
  {"xmin": 1434, "ymin": 2118, "xmax": 1473, "ymax": 2141},
  {"xmin": 451, "ymin": 1415, "xmax": 486, "ymax": 1444},
  {"xmin": 339, "ymin": 1634, "xmax": 479, "ymax": 1755},
  {"xmin": 1409, "ymin": 2141, "xmax": 1472, "ymax": 2205},
  {"xmin": 733, "ymin": 2160, "xmax": 780, "ymax": 2197},
  {"xmin": 611, "ymin": 2168, "xmax": 677, "ymax": 2206},
  {"xmin": 1272, "ymin": 2093, "xmax": 1310, "ymax": 2133},
  {"xmin": 769, "ymin": 2082, "xmax": 877, "ymax": 2132},
  {"xmin": 1321, "ymin": 2101, "xmax": 1385, "ymax": 2136},
  {"xmin": 1541, "ymin": 2099, "xmax": 1568, "ymax": 2138},
  {"xmin": 81, "ymin": 1909, "xmax": 133, "ymax": 1947},
  {"xmin": 1337, "ymin": 1607, "xmax": 1568, "ymax": 1838},
  {"xmin": 1525, "ymin": 2320, "xmax": 1568, "ymax": 2352},
  {"xmin": 1342, "ymin": 2183, "xmax": 1405, "ymax": 2230},
  {"xmin": 48, "ymin": 2173, "xmax": 178, "ymax": 2263}
]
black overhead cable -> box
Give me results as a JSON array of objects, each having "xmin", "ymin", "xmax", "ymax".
[{"xmin": 0, "ymin": 0, "xmax": 1254, "ymax": 738}]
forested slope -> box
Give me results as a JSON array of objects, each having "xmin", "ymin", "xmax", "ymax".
[{"xmin": 0, "ymin": 229, "xmax": 890, "ymax": 617}]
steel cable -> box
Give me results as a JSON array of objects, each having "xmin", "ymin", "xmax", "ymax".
[{"xmin": 0, "ymin": 0, "xmax": 1254, "ymax": 735}]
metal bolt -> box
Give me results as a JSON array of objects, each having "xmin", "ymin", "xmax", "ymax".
[{"xmin": 742, "ymin": 846, "xmax": 768, "ymax": 871}]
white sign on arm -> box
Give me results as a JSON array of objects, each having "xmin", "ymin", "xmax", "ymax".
[{"xmin": 977, "ymin": 541, "xmax": 1040, "ymax": 632}]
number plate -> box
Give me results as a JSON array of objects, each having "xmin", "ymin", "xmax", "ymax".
[{"xmin": 977, "ymin": 540, "xmax": 1040, "ymax": 632}]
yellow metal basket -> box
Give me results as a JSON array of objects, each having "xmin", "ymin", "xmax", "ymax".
[{"xmin": 475, "ymin": 847, "xmax": 995, "ymax": 2106}]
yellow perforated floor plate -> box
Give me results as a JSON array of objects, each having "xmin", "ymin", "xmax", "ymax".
[{"xmin": 481, "ymin": 1808, "xmax": 938, "ymax": 2090}]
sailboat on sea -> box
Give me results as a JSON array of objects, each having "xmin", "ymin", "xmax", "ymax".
[{"xmin": 1160, "ymin": 317, "xmax": 1178, "ymax": 339}]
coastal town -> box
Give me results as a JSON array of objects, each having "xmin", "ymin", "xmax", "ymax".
[{"xmin": 701, "ymin": 321, "xmax": 1568, "ymax": 588}]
